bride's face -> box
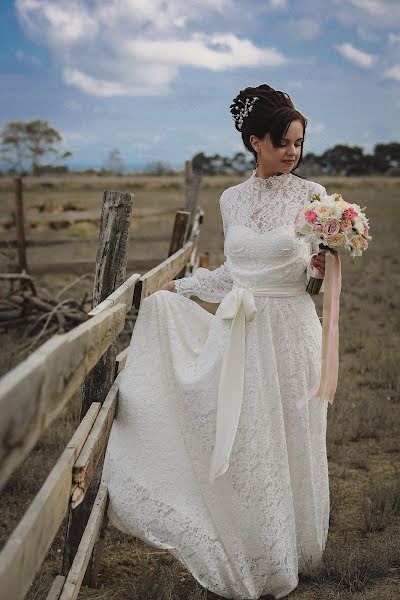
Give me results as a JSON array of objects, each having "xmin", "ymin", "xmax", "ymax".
[{"xmin": 250, "ymin": 119, "xmax": 304, "ymax": 175}]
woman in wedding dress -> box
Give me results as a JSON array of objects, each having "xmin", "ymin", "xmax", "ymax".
[{"xmin": 101, "ymin": 84, "xmax": 330, "ymax": 600}]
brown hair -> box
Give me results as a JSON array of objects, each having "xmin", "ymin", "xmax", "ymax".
[{"xmin": 230, "ymin": 84, "xmax": 308, "ymax": 176}]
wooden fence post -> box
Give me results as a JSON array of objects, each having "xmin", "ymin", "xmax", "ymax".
[
  {"xmin": 169, "ymin": 210, "xmax": 190, "ymax": 280},
  {"xmin": 184, "ymin": 159, "xmax": 201, "ymax": 239},
  {"xmin": 14, "ymin": 176, "xmax": 28, "ymax": 273},
  {"xmin": 61, "ymin": 190, "xmax": 133, "ymax": 586},
  {"xmin": 168, "ymin": 210, "xmax": 190, "ymax": 258}
]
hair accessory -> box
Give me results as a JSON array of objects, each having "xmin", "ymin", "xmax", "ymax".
[{"xmin": 231, "ymin": 96, "xmax": 259, "ymax": 130}]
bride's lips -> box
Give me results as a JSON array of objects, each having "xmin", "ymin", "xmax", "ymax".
[{"xmin": 283, "ymin": 160, "xmax": 294, "ymax": 164}]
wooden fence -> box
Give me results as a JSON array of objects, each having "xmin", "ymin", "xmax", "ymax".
[{"xmin": 0, "ymin": 160, "xmax": 204, "ymax": 600}]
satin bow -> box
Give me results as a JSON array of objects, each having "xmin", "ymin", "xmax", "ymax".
[{"xmin": 209, "ymin": 286, "xmax": 257, "ymax": 482}]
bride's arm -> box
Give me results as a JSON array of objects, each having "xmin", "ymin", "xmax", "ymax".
[{"xmin": 172, "ymin": 191, "xmax": 233, "ymax": 303}]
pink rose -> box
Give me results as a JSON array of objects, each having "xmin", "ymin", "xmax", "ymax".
[
  {"xmin": 362, "ymin": 238, "xmax": 368, "ymax": 250},
  {"xmin": 322, "ymin": 219, "xmax": 340, "ymax": 236},
  {"xmin": 314, "ymin": 224, "xmax": 323, "ymax": 232},
  {"xmin": 305, "ymin": 210, "xmax": 318, "ymax": 223},
  {"xmin": 340, "ymin": 219, "xmax": 353, "ymax": 232},
  {"xmin": 363, "ymin": 224, "xmax": 369, "ymax": 235},
  {"xmin": 343, "ymin": 207, "xmax": 358, "ymax": 219}
]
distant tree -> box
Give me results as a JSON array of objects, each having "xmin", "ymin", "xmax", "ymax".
[
  {"xmin": 192, "ymin": 152, "xmax": 213, "ymax": 174},
  {"xmin": 0, "ymin": 121, "xmax": 28, "ymax": 173},
  {"xmin": 0, "ymin": 119, "xmax": 72, "ymax": 175},
  {"xmin": 230, "ymin": 152, "xmax": 254, "ymax": 174},
  {"xmin": 104, "ymin": 148, "xmax": 124, "ymax": 175},
  {"xmin": 319, "ymin": 144, "xmax": 365, "ymax": 176},
  {"xmin": 373, "ymin": 142, "xmax": 400, "ymax": 173},
  {"xmin": 143, "ymin": 160, "xmax": 176, "ymax": 175},
  {"xmin": 192, "ymin": 151, "xmax": 253, "ymax": 175}
]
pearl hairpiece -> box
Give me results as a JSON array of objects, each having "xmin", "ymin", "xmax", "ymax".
[{"xmin": 232, "ymin": 96, "xmax": 259, "ymax": 131}]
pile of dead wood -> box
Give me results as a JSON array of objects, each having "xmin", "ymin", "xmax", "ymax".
[
  {"xmin": 0, "ymin": 275, "xmax": 92, "ymax": 357},
  {"xmin": 0, "ymin": 273, "xmax": 138, "ymax": 358}
]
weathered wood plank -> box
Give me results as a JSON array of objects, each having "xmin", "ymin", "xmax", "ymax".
[
  {"xmin": 116, "ymin": 347, "xmax": 129, "ymax": 372},
  {"xmin": 0, "ymin": 303, "xmax": 126, "ymax": 490},
  {"xmin": 46, "ymin": 575, "xmax": 66, "ymax": 600},
  {"xmin": 168, "ymin": 210, "xmax": 190, "ymax": 258},
  {"xmin": 71, "ymin": 372, "xmax": 121, "ymax": 508},
  {"xmin": 88, "ymin": 273, "xmax": 140, "ymax": 317},
  {"xmin": 59, "ymin": 484, "xmax": 109, "ymax": 600},
  {"xmin": 134, "ymin": 239, "xmax": 195, "ymax": 308},
  {"xmin": 0, "ymin": 272, "xmax": 33, "ymax": 281},
  {"xmin": 0, "ymin": 206, "xmax": 177, "ymax": 227},
  {"xmin": 0, "ymin": 403, "xmax": 101, "ymax": 600},
  {"xmin": 14, "ymin": 177, "xmax": 28, "ymax": 272}
]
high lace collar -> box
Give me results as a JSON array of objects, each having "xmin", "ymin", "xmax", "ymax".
[{"xmin": 249, "ymin": 168, "xmax": 292, "ymax": 190}]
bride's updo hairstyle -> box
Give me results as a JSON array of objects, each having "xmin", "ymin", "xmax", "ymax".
[{"xmin": 230, "ymin": 84, "xmax": 308, "ymax": 175}]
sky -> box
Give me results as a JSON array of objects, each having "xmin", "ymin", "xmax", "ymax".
[{"xmin": 0, "ymin": 0, "xmax": 399, "ymax": 171}]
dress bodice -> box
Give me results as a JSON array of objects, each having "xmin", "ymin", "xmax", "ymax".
[{"xmin": 174, "ymin": 169, "xmax": 327, "ymax": 301}]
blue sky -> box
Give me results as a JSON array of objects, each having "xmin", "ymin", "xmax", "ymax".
[{"xmin": 0, "ymin": 0, "xmax": 399, "ymax": 171}]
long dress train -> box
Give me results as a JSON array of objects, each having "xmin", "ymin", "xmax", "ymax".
[{"xmin": 101, "ymin": 169, "xmax": 330, "ymax": 600}]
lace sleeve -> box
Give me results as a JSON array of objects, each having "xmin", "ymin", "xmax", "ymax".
[
  {"xmin": 305, "ymin": 182, "xmax": 327, "ymax": 294},
  {"xmin": 173, "ymin": 191, "xmax": 233, "ymax": 303}
]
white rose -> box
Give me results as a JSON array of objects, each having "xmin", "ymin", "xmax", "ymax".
[
  {"xmin": 353, "ymin": 217, "xmax": 364, "ymax": 234},
  {"xmin": 328, "ymin": 204, "xmax": 344, "ymax": 219}
]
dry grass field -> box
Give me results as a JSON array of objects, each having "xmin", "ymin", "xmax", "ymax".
[{"xmin": 0, "ymin": 174, "xmax": 399, "ymax": 599}]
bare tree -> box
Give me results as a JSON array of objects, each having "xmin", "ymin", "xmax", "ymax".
[
  {"xmin": 0, "ymin": 121, "xmax": 29, "ymax": 173},
  {"xmin": 0, "ymin": 119, "xmax": 72, "ymax": 175}
]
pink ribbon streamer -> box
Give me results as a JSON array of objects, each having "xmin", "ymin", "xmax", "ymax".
[{"xmin": 297, "ymin": 250, "xmax": 342, "ymax": 410}]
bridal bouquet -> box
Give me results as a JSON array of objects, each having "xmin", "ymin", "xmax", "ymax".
[{"xmin": 295, "ymin": 191, "xmax": 372, "ymax": 294}]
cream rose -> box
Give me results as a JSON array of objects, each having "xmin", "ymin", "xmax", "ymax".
[
  {"xmin": 352, "ymin": 235, "xmax": 366, "ymax": 250},
  {"xmin": 327, "ymin": 233, "xmax": 345, "ymax": 247},
  {"xmin": 314, "ymin": 204, "xmax": 329, "ymax": 217},
  {"xmin": 337, "ymin": 199, "xmax": 349, "ymax": 209}
]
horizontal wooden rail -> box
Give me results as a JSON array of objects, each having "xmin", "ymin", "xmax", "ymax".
[
  {"xmin": 0, "ymin": 402, "xmax": 101, "ymax": 600},
  {"xmin": 59, "ymin": 483, "xmax": 109, "ymax": 600},
  {"xmin": 71, "ymin": 372, "xmax": 121, "ymax": 508},
  {"xmin": 134, "ymin": 237, "xmax": 198, "ymax": 308},
  {"xmin": 88, "ymin": 273, "xmax": 139, "ymax": 317},
  {"xmin": 0, "ymin": 206, "xmax": 179, "ymax": 227},
  {"xmin": 46, "ymin": 575, "xmax": 66, "ymax": 600},
  {"xmin": 116, "ymin": 347, "xmax": 129, "ymax": 372},
  {"xmin": 0, "ymin": 232, "xmax": 171, "ymax": 249},
  {"xmin": 0, "ymin": 302, "xmax": 126, "ymax": 490}
]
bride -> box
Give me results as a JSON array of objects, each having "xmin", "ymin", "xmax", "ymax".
[{"xmin": 101, "ymin": 83, "xmax": 330, "ymax": 600}]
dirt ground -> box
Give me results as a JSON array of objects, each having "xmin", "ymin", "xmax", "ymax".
[{"xmin": 0, "ymin": 174, "xmax": 399, "ymax": 599}]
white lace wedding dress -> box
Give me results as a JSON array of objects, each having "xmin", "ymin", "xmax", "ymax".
[{"xmin": 101, "ymin": 169, "xmax": 330, "ymax": 600}]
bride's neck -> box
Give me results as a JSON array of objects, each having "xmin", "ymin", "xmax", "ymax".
[{"xmin": 255, "ymin": 165, "xmax": 284, "ymax": 179}]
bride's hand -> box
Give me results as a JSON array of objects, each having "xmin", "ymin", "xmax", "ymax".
[
  {"xmin": 310, "ymin": 250, "xmax": 326, "ymax": 278},
  {"xmin": 160, "ymin": 281, "xmax": 177, "ymax": 292}
]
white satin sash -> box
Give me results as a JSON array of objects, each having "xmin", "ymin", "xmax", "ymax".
[{"xmin": 209, "ymin": 281, "xmax": 308, "ymax": 483}]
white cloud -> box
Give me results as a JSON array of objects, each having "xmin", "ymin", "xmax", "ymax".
[
  {"xmin": 63, "ymin": 99, "xmax": 82, "ymax": 111},
  {"xmin": 15, "ymin": 49, "xmax": 42, "ymax": 66},
  {"xmin": 64, "ymin": 69, "xmax": 134, "ymax": 98},
  {"xmin": 282, "ymin": 17, "xmax": 321, "ymax": 41},
  {"xmin": 388, "ymin": 33, "xmax": 400, "ymax": 44},
  {"xmin": 334, "ymin": 42, "xmax": 377, "ymax": 68},
  {"xmin": 348, "ymin": 0, "xmax": 388, "ymax": 18},
  {"xmin": 16, "ymin": 0, "xmax": 292, "ymax": 97},
  {"xmin": 334, "ymin": 0, "xmax": 400, "ymax": 29},
  {"xmin": 382, "ymin": 64, "xmax": 400, "ymax": 81},
  {"xmin": 268, "ymin": 0, "xmax": 288, "ymax": 9}
]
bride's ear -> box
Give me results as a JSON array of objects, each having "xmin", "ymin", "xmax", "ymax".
[{"xmin": 249, "ymin": 134, "xmax": 260, "ymax": 155}]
